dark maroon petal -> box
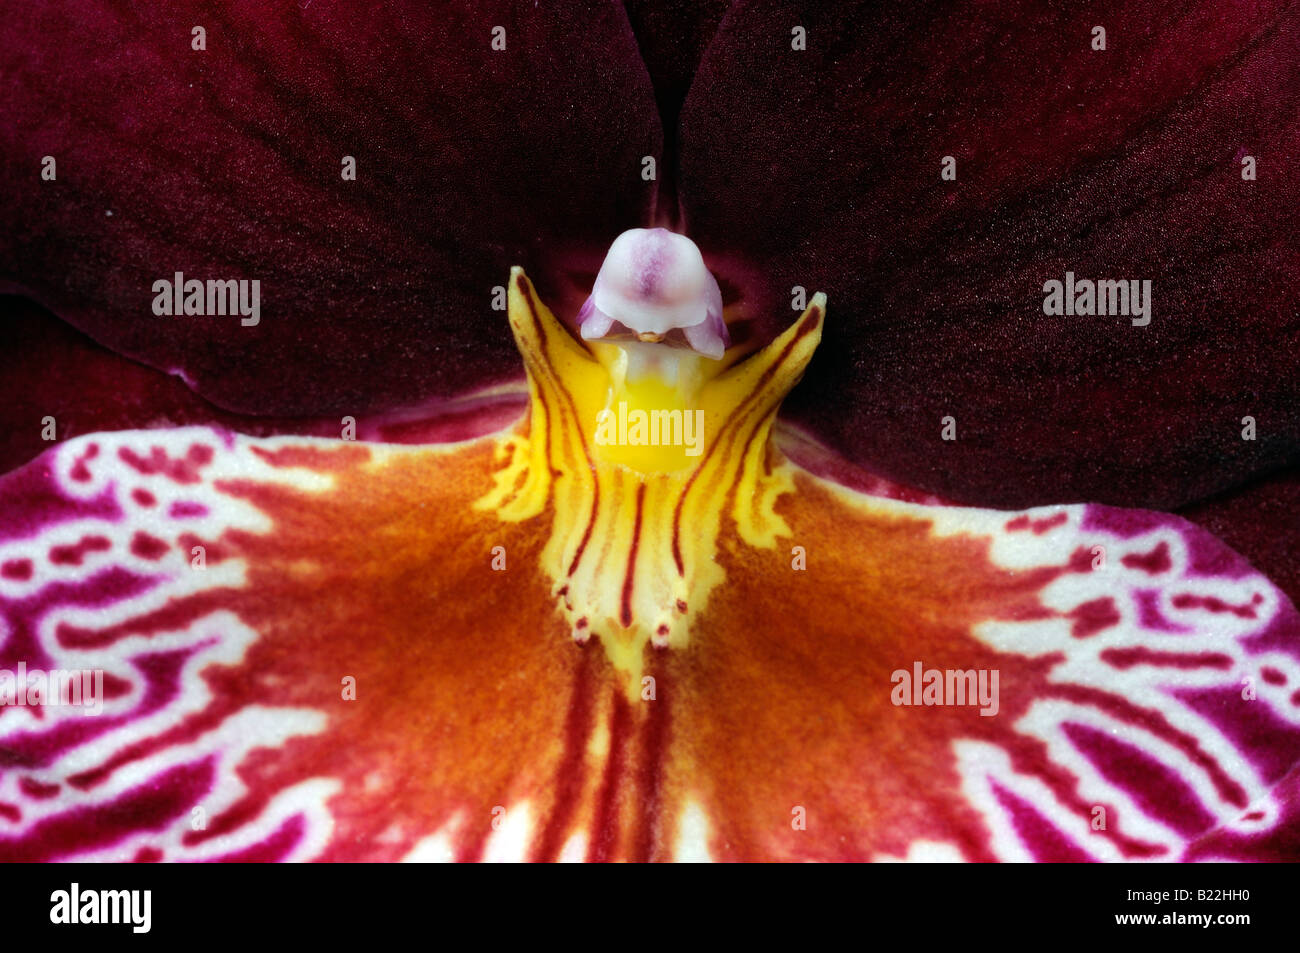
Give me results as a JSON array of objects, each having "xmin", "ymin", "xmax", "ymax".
[
  {"xmin": 1, "ymin": 1, "xmax": 659, "ymax": 417},
  {"xmin": 0, "ymin": 296, "xmax": 526, "ymax": 475},
  {"xmin": 622, "ymin": 0, "xmax": 733, "ymax": 119},
  {"xmin": 621, "ymin": 0, "xmax": 733, "ymax": 221},
  {"xmin": 680, "ymin": 0, "xmax": 1300, "ymax": 510}
]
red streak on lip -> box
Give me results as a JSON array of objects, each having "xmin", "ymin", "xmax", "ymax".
[
  {"xmin": 1, "ymin": 558, "xmax": 32, "ymax": 580},
  {"xmin": 1122, "ymin": 542, "xmax": 1173, "ymax": 574},
  {"xmin": 1099, "ymin": 647, "xmax": 1234, "ymax": 670},
  {"xmin": 50, "ymin": 535, "xmax": 111, "ymax": 566},
  {"xmin": 1068, "ymin": 597, "xmax": 1122, "ymax": 638},
  {"xmin": 587, "ymin": 692, "xmax": 632, "ymax": 862},
  {"xmin": 1006, "ymin": 512, "xmax": 1068, "ymax": 534},
  {"xmin": 621, "ymin": 484, "xmax": 646, "ymax": 627},
  {"xmin": 631, "ymin": 665, "xmax": 671, "ymax": 862},
  {"xmin": 530, "ymin": 650, "xmax": 598, "ymax": 862}
]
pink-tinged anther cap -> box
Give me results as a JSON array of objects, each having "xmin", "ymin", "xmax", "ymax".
[{"xmin": 578, "ymin": 228, "xmax": 730, "ymax": 359}]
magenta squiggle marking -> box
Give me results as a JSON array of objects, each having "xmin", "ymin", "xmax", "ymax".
[
  {"xmin": 0, "ymin": 759, "xmax": 215, "ymax": 862},
  {"xmin": 1063, "ymin": 721, "xmax": 1217, "ymax": 837},
  {"xmin": 0, "ymin": 465, "xmax": 122, "ymax": 544}
]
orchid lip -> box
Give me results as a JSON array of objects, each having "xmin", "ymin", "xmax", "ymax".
[
  {"xmin": 1, "ymin": 0, "xmax": 1296, "ymax": 871},
  {"xmin": 578, "ymin": 228, "xmax": 730, "ymax": 360}
]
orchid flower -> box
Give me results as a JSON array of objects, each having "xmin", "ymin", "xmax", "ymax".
[{"xmin": 1, "ymin": 1, "xmax": 1298, "ymax": 863}]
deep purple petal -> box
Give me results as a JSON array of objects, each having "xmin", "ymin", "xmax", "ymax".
[
  {"xmin": 680, "ymin": 0, "xmax": 1300, "ymax": 510},
  {"xmin": 1, "ymin": 0, "xmax": 659, "ymax": 417}
]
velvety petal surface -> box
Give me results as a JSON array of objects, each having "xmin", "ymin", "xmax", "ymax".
[
  {"xmin": 620, "ymin": 0, "xmax": 734, "ymax": 221},
  {"xmin": 0, "ymin": 296, "xmax": 528, "ymax": 477},
  {"xmin": 679, "ymin": 0, "xmax": 1300, "ymax": 510},
  {"xmin": 1, "ymin": 0, "xmax": 660, "ymax": 416},
  {"xmin": 1, "ymin": 422, "xmax": 1296, "ymax": 860}
]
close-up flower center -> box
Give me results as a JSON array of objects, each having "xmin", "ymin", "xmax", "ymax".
[
  {"xmin": 1, "ymin": 0, "xmax": 1298, "ymax": 879},
  {"xmin": 479, "ymin": 228, "xmax": 824, "ymax": 689}
]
